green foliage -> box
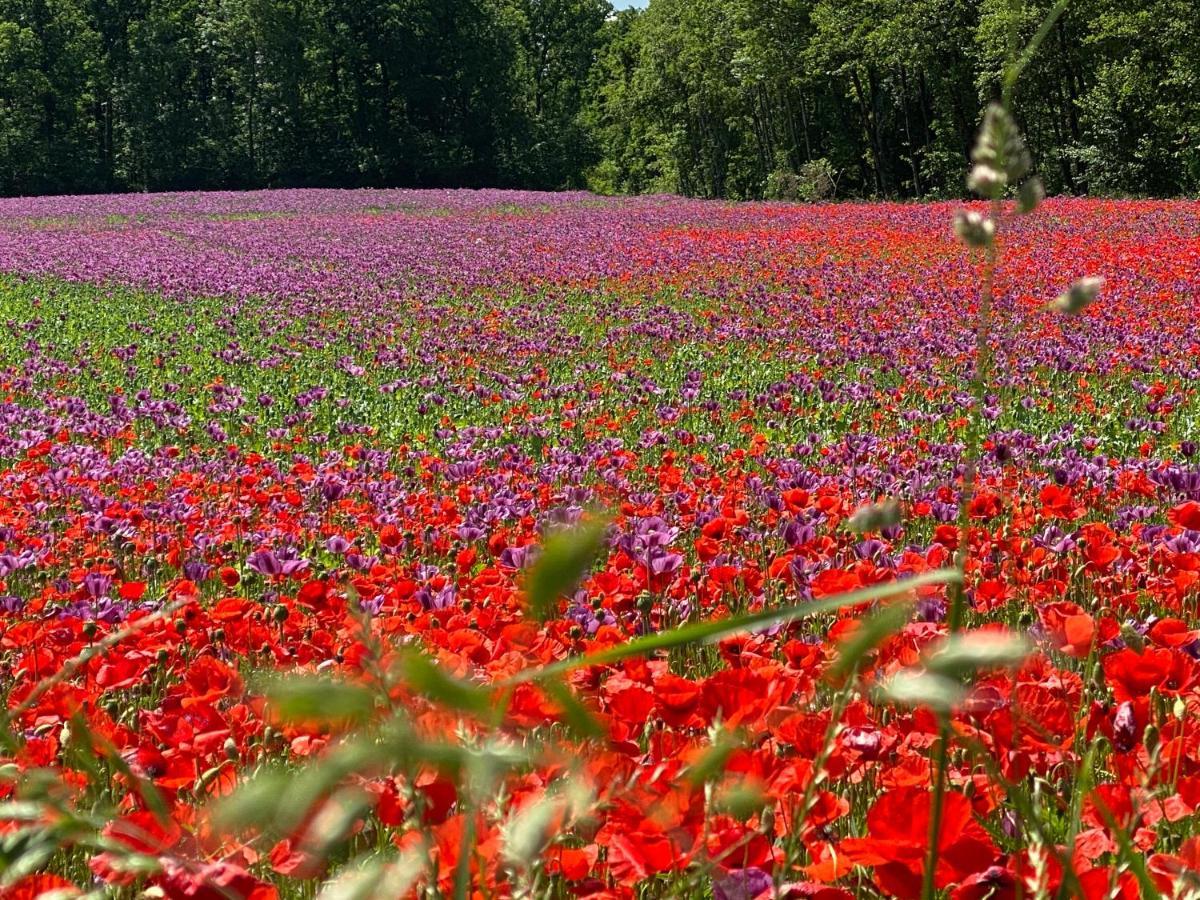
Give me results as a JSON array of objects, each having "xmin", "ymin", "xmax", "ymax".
[
  {"xmin": 588, "ymin": 0, "xmax": 1200, "ymax": 199},
  {"xmin": 504, "ymin": 568, "xmax": 961, "ymax": 685},
  {"xmin": 261, "ymin": 676, "xmax": 378, "ymax": 727},
  {"xmin": 0, "ymin": 0, "xmax": 1196, "ymax": 197},
  {"xmin": 0, "ymin": 0, "xmax": 611, "ymax": 194},
  {"xmin": 525, "ymin": 516, "xmax": 608, "ymax": 622},
  {"xmin": 765, "ymin": 156, "xmax": 838, "ymax": 201}
]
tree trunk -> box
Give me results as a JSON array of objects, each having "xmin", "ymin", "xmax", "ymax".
[{"xmin": 899, "ymin": 64, "xmax": 922, "ymax": 196}]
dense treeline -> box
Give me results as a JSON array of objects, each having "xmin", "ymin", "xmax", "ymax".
[
  {"xmin": 1, "ymin": 0, "xmax": 1197, "ymax": 198},
  {"xmin": 0, "ymin": 0, "xmax": 608, "ymax": 194},
  {"xmin": 587, "ymin": 0, "xmax": 1200, "ymax": 199}
]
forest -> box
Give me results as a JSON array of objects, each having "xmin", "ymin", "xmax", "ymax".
[{"xmin": 0, "ymin": 0, "xmax": 1197, "ymax": 199}]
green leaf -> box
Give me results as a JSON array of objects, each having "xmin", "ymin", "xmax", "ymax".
[
  {"xmin": 502, "ymin": 795, "xmax": 560, "ymax": 870},
  {"xmin": 0, "ymin": 802, "xmax": 46, "ymax": 823},
  {"xmin": 684, "ymin": 731, "xmax": 741, "ymax": 786},
  {"xmin": 1016, "ymin": 176, "xmax": 1044, "ymax": 214},
  {"xmin": 923, "ymin": 631, "xmax": 1030, "ymax": 678},
  {"xmin": 300, "ymin": 787, "xmax": 374, "ymax": 858},
  {"xmin": 212, "ymin": 754, "xmax": 374, "ymax": 836},
  {"xmin": 502, "ymin": 569, "xmax": 960, "ymax": 686},
  {"xmin": 262, "ymin": 676, "xmax": 376, "ymax": 726},
  {"xmin": 210, "ymin": 770, "xmax": 293, "ymax": 832},
  {"xmin": 714, "ymin": 783, "xmax": 768, "ymax": 821},
  {"xmin": 526, "ymin": 516, "xmax": 609, "ymax": 622},
  {"xmin": 827, "ymin": 600, "xmax": 913, "ymax": 682},
  {"xmin": 0, "ymin": 829, "xmax": 58, "ymax": 884},
  {"xmin": 317, "ymin": 852, "xmax": 426, "ymax": 900},
  {"xmin": 878, "ymin": 671, "xmax": 965, "ymax": 713},
  {"xmin": 398, "ymin": 652, "xmax": 493, "ymax": 719},
  {"xmin": 844, "ymin": 499, "xmax": 901, "ymax": 534},
  {"xmin": 542, "ymin": 680, "xmax": 605, "ymax": 741}
]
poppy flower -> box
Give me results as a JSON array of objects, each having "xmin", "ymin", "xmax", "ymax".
[
  {"xmin": 2, "ymin": 192, "xmax": 1199, "ymax": 897},
  {"xmin": 829, "ymin": 788, "xmax": 998, "ymax": 898},
  {"xmin": 1169, "ymin": 502, "xmax": 1200, "ymax": 531},
  {"xmin": 1103, "ymin": 647, "xmax": 1195, "ymax": 701}
]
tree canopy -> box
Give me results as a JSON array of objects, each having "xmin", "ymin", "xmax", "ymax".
[{"xmin": 0, "ymin": 0, "xmax": 1196, "ymax": 197}]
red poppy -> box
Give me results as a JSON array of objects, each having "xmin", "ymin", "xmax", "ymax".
[
  {"xmin": 1103, "ymin": 647, "xmax": 1195, "ymax": 701},
  {"xmin": 829, "ymin": 788, "xmax": 998, "ymax": 898},
  {"xmin": 1169, "ymin": 501, "xmax": 1200, "ymax": 531}
]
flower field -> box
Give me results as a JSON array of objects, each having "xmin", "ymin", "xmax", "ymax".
[{"xmin": 1, "ymin": 190, "xmax": 1200, "ymax": 899}]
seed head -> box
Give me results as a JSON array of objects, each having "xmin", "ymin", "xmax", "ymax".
[
  {"xmin": 954, "ymin": 211, "xmax": 995, "ymax": 248},
  {"xmin": 1051, "ymin": 277, "xmax": 1103, "ymax": 315}
]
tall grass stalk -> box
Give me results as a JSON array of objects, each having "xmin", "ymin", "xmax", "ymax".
[{"xmin": 923, "ymin": 4, "xmax": 1075, "ymax": 898}]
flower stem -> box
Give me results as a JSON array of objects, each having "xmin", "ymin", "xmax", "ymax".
[{"xmin": 923, "ymin": 196, "xmax": 1002, "ymax": 900}]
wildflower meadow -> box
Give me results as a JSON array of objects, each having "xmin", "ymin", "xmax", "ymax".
[{"xmin": 1, "ymin": 53, "xmax": 1200, "ymax": 900}]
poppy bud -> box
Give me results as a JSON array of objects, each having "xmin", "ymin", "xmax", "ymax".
[
  {"xmin": 223, "ymin": 738, "xmax": 239, "ymax": 761},
  {"xmin": 272, "ymin": 604, "xmax": 289, "ymax": 623},
  {"xmin": 1145, "ymin": 725, "xmax": 1160, "ymax": 754},
  {"xmin": 1000, "ymin": 809, "xmax": 1019, "ymax": 839},
  {"xmin": 760, "ymin": 804, "xmax": 774, "ymax": 835},
  {"xmin": 174, "ymin": 618, "xmax": 186, "ymax": 634},
  {"xmin": 156, "ymin": 648, "xmax": 169, "ymax": 665},
  {"xmin": 82, "ymin": 621, "xmax": 97, "ymax": 640},
  {"xmin": 213, "ymin": 628, "xmax": 225, "ymax": 642},
  {"xmin": 1119, "ymin": 622, "xmax": 1145, "ymax": 654},
  {"xmin": 1175, "ymin": 698, "xmax": 1187, "ymax": 720}
]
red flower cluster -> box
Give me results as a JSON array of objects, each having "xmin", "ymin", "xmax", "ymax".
[{"xmin": 0, "ymin": 192, "xmax": 1198, "ymax": 897}]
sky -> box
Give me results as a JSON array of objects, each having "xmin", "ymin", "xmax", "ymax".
[{"xmin": 616, "ymin": 0, "xmax": 648, "ymax": 7}]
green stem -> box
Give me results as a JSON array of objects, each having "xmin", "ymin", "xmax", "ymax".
[
  {"xmin": 946, "ymin": 196, "xmax": 1002, "ymax": 634},
  {"xmin": 924, "ymin": 195, "xmax": 1002, "ymax": 900},
  {"xmin": 921, "ymin": 718, "xmax": 951, "ymax": 900}
]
